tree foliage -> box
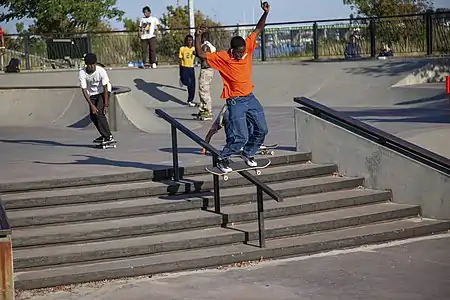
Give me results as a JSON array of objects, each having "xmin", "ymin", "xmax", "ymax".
[
  {"xmin": 343, "ymin": 0, "xmax": 433, "ymax": 17},
  {"xmin": 0, "ymin": 0, "xmax": 124, "ymax": 33}
]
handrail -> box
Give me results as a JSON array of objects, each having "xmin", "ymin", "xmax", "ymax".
[
  {"xmin": 294, "ymin": 97, "xmax": 450, "ymax": 175},
  {"xmin": 0, "ymin": 196, "xmax": 11, "ymax": 236},
  {"xmin": 155, "ymin": 108, "xmax": 283, "ymax": 248},
  {"xmin": 155, "ymin": 109, "xmax": 283, "ymax": 201}
]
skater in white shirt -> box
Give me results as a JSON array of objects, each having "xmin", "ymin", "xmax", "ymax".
[{"xmin": 78, "ymin": 53, "xmax": 115, "ymax": 144}]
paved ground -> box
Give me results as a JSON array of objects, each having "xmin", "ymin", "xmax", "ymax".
[
  {"xmin": 15, "ymin": 233, "xmax": 450, "ymax": 300},
  {"xmin": 0, "ymin": 58, "xmax": 448, "ymax": 183}
]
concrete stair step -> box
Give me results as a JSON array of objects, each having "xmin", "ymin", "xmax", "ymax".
[
  {"xmin": 3, "ymin": 161, "xmax": 336, "ymax": 210},
  {"xmin": 8, "ymin": 169, "xmax": 360, "ymax": 228},
  {"xmin": 13, "ymin": 190, "xmax": 394, "ymax": 268},
  {"xmin": 11, "ymin": 176, "xmax": 366, "ymax": 247},
  {"xmin": 14, "ymin": 217, "xmax": 450, "ymax": 290},
  {"xmin": 0, "ymin": 151, "xmax": 311, "ymax": 193}
]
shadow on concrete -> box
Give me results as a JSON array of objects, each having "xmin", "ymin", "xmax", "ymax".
[
  {"xmin": 342, "ymin": 59, "xmax": 429, "ymax": 78},
  {"xmin": 342, "ymin": 101, "xmax": 450, "ymax": 124},
  {"xmin": 69, "ymin": 115, "xmax": 92, "ymax": 128},
  {"xmin": 395, "ymin": 92, "xmax": 448, "ymax": 106},
  {"xmin": 134, "ymin": 78, "xmax": 187, "ymax": 106},
  {"xmin": 33, "ymin": 155, "xmax": 167, "ymax": 171},
  {"xmin": 0, "ymin": 139, "xmax": 89, "ymax": 148},
  {"xmin": 32, "ymin": 155, "xmax": 214, "ymax": 193}
]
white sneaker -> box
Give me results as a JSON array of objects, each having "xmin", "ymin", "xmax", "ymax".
[
  {"xmin": 217, "ymin": 160, "xmax": 232, "ymax": 173},
  {"xmin": 151, "ymin": 63, "xmax": 157, "ymax": 69},
  {"xmin": 259, "ymin": 144, "xmax": 267, "ymax": 150},
  {"xmin": 188, "ymin": 102, "xmax": 196, "ymax": 107},
  {"xmin": 242, "ymin": 156, "xmax": 257, "ymax": 167}
]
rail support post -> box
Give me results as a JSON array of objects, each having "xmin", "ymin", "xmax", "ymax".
[
  {"xmin": 212, "ymin": 155, "xmax": 221, "ymax": 214},
  {"xmin": 171, "ymin": 125, "xmax": 180, "ymax": 181},
  {"xmin": 257, "ymin": 186, "xmax": 266, "ymax": 248}
]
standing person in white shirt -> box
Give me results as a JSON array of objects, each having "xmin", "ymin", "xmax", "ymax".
[
  {"xmin": 78, "ymin": 53, "xmax": 115, "ymax": 144},
  {"xmin": 139, "ymin": 6, "xmax": 160, "ymax": 69}
]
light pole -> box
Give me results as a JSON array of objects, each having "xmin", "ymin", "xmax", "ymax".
[{"xmin": 188, "ymin": 0, "xmax": 195, "ymax": 36}]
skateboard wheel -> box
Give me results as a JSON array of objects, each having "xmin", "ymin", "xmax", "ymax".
[
  {"xmin": 270, "ymin": 151, "xmax": 275, "ymax": 156},
  {"xmin": 256, "ymin": 170, "xmax": 262, "ymax": 175},
  {"xmin": 223, "ymin": 175, "xmax": 229, "ymax": 181}
]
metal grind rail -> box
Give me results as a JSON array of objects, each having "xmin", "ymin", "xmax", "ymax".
[
  {"xmin": 155, "ymin": 109, "xmax": 283, "ymax": 248},
  {"xmin": 294, "ymin": 97, "xmax": 450, "ymax": 175}
]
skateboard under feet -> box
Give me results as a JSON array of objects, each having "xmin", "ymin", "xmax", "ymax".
[
  {"xmin": 94, "ymin": 140, "xmax": 117, "ymax": 149},
  {"xmin": 256, "ymin": 144, "xmax": 278, "ymax": 156},
  {"xmin": 205, "ymin": 158, "xmax": 271, "ymax": 181}
]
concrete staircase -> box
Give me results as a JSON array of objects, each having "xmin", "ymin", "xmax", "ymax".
[{"xmin": 2, "ymin": 151, "xmax": 449, "ymax": 290}]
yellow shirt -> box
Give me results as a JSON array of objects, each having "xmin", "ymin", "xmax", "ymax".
[{"xmin": 179, "ymin": 46, "xmax": 195, "ymax": 68}]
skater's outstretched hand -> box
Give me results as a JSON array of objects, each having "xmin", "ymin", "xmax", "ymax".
[{"xmin": 260, "ymin": 0, "xmax": 270, "ymax": 13}]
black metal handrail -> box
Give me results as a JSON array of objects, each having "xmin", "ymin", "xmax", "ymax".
[
  {"xmin": 294, "ymin": 97, "xmax": 450, "ymax": 175},
  {"xmin": 0, "ymin": 196, "xmax": 11, "ymax": 237},
  {"xmin": 155, "ymin": 108, "xmax": 283, "ymax": 248}
]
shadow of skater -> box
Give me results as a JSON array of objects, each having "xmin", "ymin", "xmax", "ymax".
[
  {"xmin": 33, "ymin": 155, "xmax": 190, "ymax": 183},
  {"xmin": 0, "ymin": 139, "xmax": 89, "ymax": 148},
  {"xmin": 134, "ymin": 78, "xmax": 187, "ymax": 106}
]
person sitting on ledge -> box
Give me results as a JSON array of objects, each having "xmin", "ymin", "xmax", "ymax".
[
  {"xmin": 378, "ymin": 42, "xmax": 394, "ymax": 58},
  {"xmin": 344, "ymin": 35, "xmax": 361, "ymax": 60}
]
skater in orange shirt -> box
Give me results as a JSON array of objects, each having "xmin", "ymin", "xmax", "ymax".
[{"xmin": 195, "ymin": 0, "xmax": 270, "ymax": 173}]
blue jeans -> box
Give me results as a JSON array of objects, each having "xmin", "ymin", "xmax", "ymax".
[
  {"xmin": 220, "ymin": 93, "xmax": 268, "ymax": 159},
  {"xmin": 180, "ymin": 66, "xmax": 196, "ymax": 102}
]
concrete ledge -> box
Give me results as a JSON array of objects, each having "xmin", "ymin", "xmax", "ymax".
[
  {"xmin": 294, "ymin": 108, "xmax": 450, "ymax": 220},
  {"xmin": 393, "ymin": 57, "xmax": 450, "ymax": 86}
]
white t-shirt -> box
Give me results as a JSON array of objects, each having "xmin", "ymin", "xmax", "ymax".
[
  {"xmin": 139, "ymin": 16, "xmax": 160, "ymax": 40},
  {"xmin": 78, "ymin": 66, "xmax": 111, "ymax": 96}
]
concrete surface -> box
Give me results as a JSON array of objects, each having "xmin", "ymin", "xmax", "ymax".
[
  {"xmin": 393, "ymin": 57, "xmax": 450, "ymax": 86},
  {"xmin": 14, "ymin": 233, "xmax": 450, "ymax": 300},
  {"xmin": 0, "ymin": 88, "xmax": 91, "ymax": 128},
  {"xmin": 0, "ymin": 58, "xmax": 448, "ymax": 184},
  {"xmin": 294, "ymin": 108, "xmax": 450, "ymax": 220}
]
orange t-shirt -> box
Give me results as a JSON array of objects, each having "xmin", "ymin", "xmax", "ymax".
[{"xmin": 206, "ymin": 32, "xmax": 258, "ymax": 99}]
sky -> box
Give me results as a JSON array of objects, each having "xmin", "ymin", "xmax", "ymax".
[{"xmin": 1, "ymin": 0, "xmax": 449, "ymax": 33}]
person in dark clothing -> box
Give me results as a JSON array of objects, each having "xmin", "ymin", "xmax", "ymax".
[
  {"xmin": 344, "ymin": 35, "xmax": 362, "ymax": 59},
  {"xmin": 78, "ymin": 53, "xmax": 115, "ymax": 143}
]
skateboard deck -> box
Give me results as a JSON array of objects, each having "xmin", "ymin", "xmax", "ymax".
[
  {"xmin": 94, "ymin": 140, "xmax": 117, "ymax": 149},
  {"xmin": 256, "ymin": 144, "xmax": 278, "ymax": 156},
  {"xmin": 205, "ymin": 158, "xmax": 271, "ymax": 181}
]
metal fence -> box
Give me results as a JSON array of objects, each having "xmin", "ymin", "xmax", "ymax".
[{"xmin": 1, "ymin": 11, "xmax": 449, "ymax": 70}]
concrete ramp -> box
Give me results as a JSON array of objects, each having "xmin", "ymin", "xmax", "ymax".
[
  {"xmin": 111, "ymin": 92, "xmax": 168, "ymax": 133},
  {"xmin": 0, "ymin": 88, "xmax": 91, "ymax": 128}
]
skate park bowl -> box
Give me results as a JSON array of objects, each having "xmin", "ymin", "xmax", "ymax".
[{"xmin": 0, "ymin": 85, "xmax": 168, "ymax": 133}]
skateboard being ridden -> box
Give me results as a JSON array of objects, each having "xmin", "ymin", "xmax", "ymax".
[
  {"xmin": 206, "ymin": 158, "xmax": 271, "ymax": 181},
  {"xmin": 202, "ymin": 104, "xmax": 277, "ymax": 155},
  {"xmin": 195, "ymin": 0, "xmax": 271, "ymax": 172}
]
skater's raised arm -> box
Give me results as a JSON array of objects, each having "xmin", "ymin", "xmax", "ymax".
[
  {"xmin": 253, "ymin": 0, "xmax": 270, "ymax": 37},
  {"xmin": 194, "ymin": 27, "xmax": 207, "ymax": 60}
]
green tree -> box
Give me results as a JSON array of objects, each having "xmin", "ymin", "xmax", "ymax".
[
  {"xmin": 157, "ymin": 3, "xmax": 231, "ymax": 62},
  {"xmin": 0, "ymin": 0, "xmax": 124, "ymax": 33},
  {"xmin": 343, "ymin": 0, "xmax": 432, "ymax": 17}
]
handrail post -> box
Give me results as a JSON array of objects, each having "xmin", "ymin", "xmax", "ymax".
[
  {"xmin": 212, "ymin": 155, "xmax": 221, "ymax": 213},
  {"xmin": 171, "ymin": 125, "xmax": 180, "ymax": 181},
  {"xmin": 257, "ymin": 186, "xmax": 266, "ymax": 248}
]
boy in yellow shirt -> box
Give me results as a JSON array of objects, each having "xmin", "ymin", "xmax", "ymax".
[{"xmin": 179, "ymin": 35, "xmax": 196, "ymax": 107}]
